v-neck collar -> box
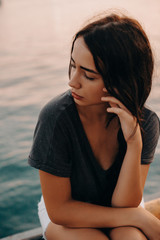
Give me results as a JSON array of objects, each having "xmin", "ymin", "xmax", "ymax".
[{"xmin": 70, "ymin": 92, "xmax": 120, "ymax": 174}]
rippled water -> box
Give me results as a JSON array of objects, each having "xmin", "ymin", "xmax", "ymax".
[{"xmin": 0, "ymin": 0, "xmax": 160, "ymax": 238}]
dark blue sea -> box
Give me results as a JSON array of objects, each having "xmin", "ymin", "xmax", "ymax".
[{"xmin": 0, "ymin": 0, "xmax": 160, "ymax": 238}]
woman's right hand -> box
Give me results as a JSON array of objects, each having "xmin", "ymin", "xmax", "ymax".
[{"xmin": 137, "ymin": 207, "xmax": 160, "ymax": 240}]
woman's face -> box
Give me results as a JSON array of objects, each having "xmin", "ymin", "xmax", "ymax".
[{"xmin": 68, "ymin": 37, "xmax": 107, "ymax": 107}]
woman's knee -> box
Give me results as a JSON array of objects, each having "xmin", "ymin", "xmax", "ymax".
[
  {"xmin": 110, "ymin": 226, "xmax": 147, "ymax": 240},
  {"xmin": 45, "ymin": 222, "xmax": 109, "ymax": 240}
]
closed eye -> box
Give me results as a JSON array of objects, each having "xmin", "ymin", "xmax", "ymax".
[
  {"xmin": 70, "ymin": 57, "xmax": 97, "ymax": 80},
  {"xmin": 84, "ymin": 72, "xmax": 95, "ymax": 80}
]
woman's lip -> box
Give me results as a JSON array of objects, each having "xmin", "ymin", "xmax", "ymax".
[{"xmin": 71, "ymin": 92, "xmax": 83, "ymax": 100}]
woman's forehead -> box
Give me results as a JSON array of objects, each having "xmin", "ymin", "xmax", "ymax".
[
  {"xmin": 72, "ymin": 37, "xmax": 97, "ymax": 70},
  {"xmin": 72, "ymin": 37, "xmax": 88, "ymax": 54}
]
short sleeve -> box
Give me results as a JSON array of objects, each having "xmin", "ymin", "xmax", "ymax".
[
  {"xmin": 141, "ymin": 111, "xmax": 160, "ymax": 164},
  {"xmin": 28, "ymin": 108, "xmax": 72, "ymax": 177}
]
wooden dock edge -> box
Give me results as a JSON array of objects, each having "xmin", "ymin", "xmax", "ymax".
[{"xmin": 0, "ymin": 227, "xmax": 42, "ymax": 240}]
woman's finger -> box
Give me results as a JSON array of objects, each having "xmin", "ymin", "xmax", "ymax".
[
  {"xmin": 101, "ymin": 96, "xmax": 124, "ymax": 108},
  {"xmin": 109, "ymin": 102, "xmax": 119, "ymax": 108},
  {"xmin": 101, "ymin": 96, "xmax": 130, "ymax": 113},
  {"xmin": 106, "ymin": 107, "xmax": 124, "ymax": 115},
  {"xmin": 106, "ymin": 106, "xmax": 132, "ymax": 121}
]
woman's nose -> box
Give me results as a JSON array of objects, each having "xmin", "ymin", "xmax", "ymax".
[{"xmin": 68, "ymin": 71, "xmax": 81, "ymax": 89}]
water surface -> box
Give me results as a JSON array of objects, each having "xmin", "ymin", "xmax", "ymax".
[{"xmin": 0, "ymin": 0, "xmax": 160, "ymax": 238}]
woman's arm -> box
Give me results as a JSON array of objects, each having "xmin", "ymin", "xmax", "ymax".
[
  {"xmin": 111, "ymin": 140, "xmax": 150, "ymax": 207},
  {"xmin": 39, "ymin": 170, "xmax": 136, "ymax": 228},
  {"xmin": 39, "ymin": 170, "xmax": 160, "ymax": 240},
  {"xmin": 101, "ymin": 93, "xmax": 149, "ymax": 207}
]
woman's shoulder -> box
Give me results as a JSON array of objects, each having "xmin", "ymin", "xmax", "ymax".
[
  {"xmin": 38, "ymin": 89, "xmax": 73, "ymax": 123},
  {"xmin": 141, "ymin": 106, "xmax": 160, "ymax": 163},
  {"xmin": 142, "ymin": 106, "xmax": 159, "ymax": 146},
  {"xmin": 142, "ymin": 106, "xmax": 159, "ymax": 129}
]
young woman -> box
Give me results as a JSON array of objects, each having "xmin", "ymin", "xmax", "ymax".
[{"xmin": 28, "ymin": 12, "xmax": 160, "ymax": 240}]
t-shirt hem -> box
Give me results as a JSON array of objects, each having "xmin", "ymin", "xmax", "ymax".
[{"xmin": 28, "ymin": 156, "xmax": 71, "ymax": 177}]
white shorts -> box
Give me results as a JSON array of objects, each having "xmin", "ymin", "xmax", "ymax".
[
  {"xmin": 38, "ymin": 195, "xmax": 145, "ymax": 239},
  {"xmin": 38, "ymin": 195, "xmax": 51, "ymax": 240}
]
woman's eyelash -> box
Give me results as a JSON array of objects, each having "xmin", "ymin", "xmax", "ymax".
[
  {"xmin": 84, "ymin": 73, "xmax": 95, "ymax": 80},
  {"xmin": 70, "ymin": 63, "xmax": 76, "ymax": 68}
]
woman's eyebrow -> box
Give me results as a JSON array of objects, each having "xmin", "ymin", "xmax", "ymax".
[{"xmin": 71, "ymin": 56, "xmax": 99, "ymax": 75}]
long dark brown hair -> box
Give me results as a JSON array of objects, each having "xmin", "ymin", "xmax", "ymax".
[{"xmin": 69, "ymin": 13, "xmax": 154, "ymax": 128}]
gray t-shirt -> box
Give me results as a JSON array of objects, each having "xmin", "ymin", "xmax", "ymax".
[{"xmin": 28, "ymin": 90, "xmax": 160, "ymax": 206}]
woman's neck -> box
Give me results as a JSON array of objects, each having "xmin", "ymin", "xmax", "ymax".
[{"xmin": 76, "ymin": 103, "xmax": 109, "ymax": 124}]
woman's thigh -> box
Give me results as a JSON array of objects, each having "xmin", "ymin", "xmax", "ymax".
[
  {"xmin": 45, "ymin": 222, "xmax": 109, "ymax": 240},
  {"xmin": 110, "ymin": 226, "xmax": 147, "ymax": 240}
]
